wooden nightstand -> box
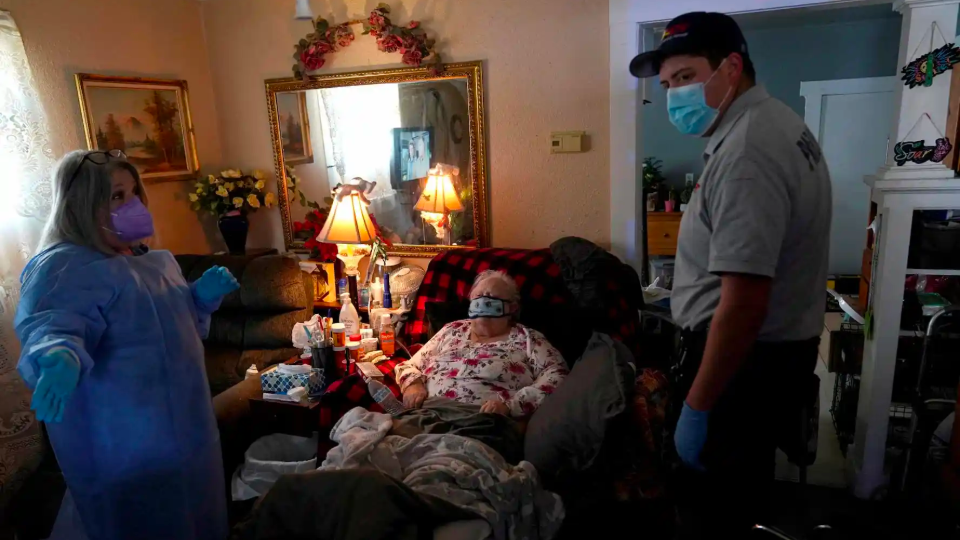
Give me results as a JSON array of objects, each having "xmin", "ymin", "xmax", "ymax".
[
  {"xmin": 647, "ymin": 212, "xmax": 682, "ymax": 256},
  {"xmin": 248, "ymin": 396, "xmax": 322, "ymax": 439}
]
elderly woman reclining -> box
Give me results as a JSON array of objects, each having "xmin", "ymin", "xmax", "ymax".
[{"xmin": 396, "ymin": 270, "xmax": 569, "ymax": 418}]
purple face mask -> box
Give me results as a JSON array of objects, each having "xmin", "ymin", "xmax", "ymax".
[{"xmin": 109, "ymin": 197, "xmax": 154, "ymax": 242}]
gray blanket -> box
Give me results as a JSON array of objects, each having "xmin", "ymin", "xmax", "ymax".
[
  {"xmin": 390, "ymin": 397, "xmax": 525, "ymax": 464},
  {"xmin": 233, "ymin": 399, "xmax": 563, "ymax": 540},
  {"xmin": 232, "ymin": 468, "xmax": 475, "ymax": 540}
]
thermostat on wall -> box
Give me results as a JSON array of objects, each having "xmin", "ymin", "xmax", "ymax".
[{"xmin": 550, "ymin": 131, "xmax": 585, "ymax": 153}]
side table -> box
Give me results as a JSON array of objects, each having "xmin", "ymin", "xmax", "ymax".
[{"xmin": 248, "ymin": 397, "xmax": 322, "ymax": 439}]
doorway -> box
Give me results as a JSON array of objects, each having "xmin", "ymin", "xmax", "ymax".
[{"xmin": 800, "ymin": 76, "xmax": 898, "ymax": 276}]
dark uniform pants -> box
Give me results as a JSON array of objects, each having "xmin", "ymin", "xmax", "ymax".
[{"xmin": 672, "ymin": 329, "xmax": 818, "ymax": 537}]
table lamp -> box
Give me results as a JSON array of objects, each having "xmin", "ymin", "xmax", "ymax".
[
  {"xmin": 414, "ymin": 163, "xmax": 464, "ymax": 244},
  {"xmin": 317, "ymin": 185, "xmax": 375, "ymax": 303}
]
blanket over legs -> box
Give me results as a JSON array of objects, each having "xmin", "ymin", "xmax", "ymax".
[{"xmin": 322, "ymin": 406, "xmax": 565, "ymax": 540}]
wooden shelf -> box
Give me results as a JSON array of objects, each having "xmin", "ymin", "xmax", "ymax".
[{"xmin": 313, "ymin": 300, "xmax": 368, "ymax": 313}]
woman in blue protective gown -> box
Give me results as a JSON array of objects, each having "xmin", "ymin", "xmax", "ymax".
[{"xmin": 15, "ymin": 149, "xmax": 238, "ymax": 540}]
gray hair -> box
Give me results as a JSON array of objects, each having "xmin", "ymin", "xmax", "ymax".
[
  {"xmin": 39, "ymin": 150, "xmax": 148, "ymax": 255},
  {"xmin": 471, "ymin": 270, "xmax": 520, "ymax": 303}
]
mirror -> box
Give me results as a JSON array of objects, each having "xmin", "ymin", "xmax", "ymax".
[{"xmin": 266, "ymin": 62, "xmax": 488, "ymax": 257}]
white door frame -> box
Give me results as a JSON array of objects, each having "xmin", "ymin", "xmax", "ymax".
[{"xmin": 799, "ymin": 76, "xmax": 898, "ymax": 142}]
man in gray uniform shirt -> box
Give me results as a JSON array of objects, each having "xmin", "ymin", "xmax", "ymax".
[{"xmin": 631, "ymin": 12, "xmax": 831, "ymax": 536}]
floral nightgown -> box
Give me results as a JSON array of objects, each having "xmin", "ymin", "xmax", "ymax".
[{"xmin": 395, "ymin": 320, "xmax": 569, "ymax": 417}]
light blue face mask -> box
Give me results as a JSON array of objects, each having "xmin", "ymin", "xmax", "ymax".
[
  {"xmin": 666, "ymin": 59, "xmax": 733, "ymax": 137},
  {"xmin": 469, "ymin": 295, "xmax": 509, "ymax": 319}
]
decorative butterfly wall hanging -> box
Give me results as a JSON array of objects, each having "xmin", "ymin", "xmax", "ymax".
[{"xmin": 901, "ymin": 43, "xmax": 960, "ymax": 88}]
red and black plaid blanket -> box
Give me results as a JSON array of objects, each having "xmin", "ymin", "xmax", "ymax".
[
  {"xmin": 315, "ymin": 358, "xmax": 403, "ymax": 455},
  {"xmin": 400, "ymin": 247, "xmax": 642, "ymax": 359}
]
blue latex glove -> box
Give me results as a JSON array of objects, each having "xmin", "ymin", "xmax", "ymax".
[
  {"xmin": 674, "ymin": 402, "xmax": 710, "ymax": 471},
  {"xmin": 32, "ymin": 349, "xmax": 81, "ymax": 423},
  {"xmin": 193, "ymin": 266, "xmax": 239, "ymax": 305}
]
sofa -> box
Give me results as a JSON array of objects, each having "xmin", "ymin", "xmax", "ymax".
[
  {"xmin": 175, "ymin": 252, "xmax": 313, "ymax": 396},
  {"xmin": 1, "ymin": 252, "xmax": 313, "ymax": 539}
]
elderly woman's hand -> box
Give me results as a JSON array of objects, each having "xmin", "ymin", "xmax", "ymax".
[
  {"xmin": 402, "ymin": 380, "xmax": 427, "ymax": 409},
  {"xmin": 480, "ymin": 399, "xmax": 509, "ymax": 416}
]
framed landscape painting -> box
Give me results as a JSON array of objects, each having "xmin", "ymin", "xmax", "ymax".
[
  {"xmin": 276, "ymin": 91, "xmax": 313, "ymax": 166},
  {"xmin": 76, "ymin": 74, "xmax": 199, "ymax": 183}
]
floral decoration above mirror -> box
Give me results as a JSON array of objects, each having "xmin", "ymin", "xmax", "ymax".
[{"xmin": 293, "ymin": 3, "xmax": 441, "ymax": 80}]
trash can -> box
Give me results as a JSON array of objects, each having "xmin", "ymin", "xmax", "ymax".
[{"xmin": 231, "ymin": 433, "xmax": 318, "ymax": 501}]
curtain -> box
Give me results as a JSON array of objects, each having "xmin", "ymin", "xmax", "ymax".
[
  {"xmin": 0, "ymin": 10, "xmax": 55, "ymax": 510},
  {"xmin": 319, "ymin": 85, "xmax": 415, "ymax": 239},
  {"xmin": 319, "ymin": 84, "xmax": 399, "ymax": 192}
]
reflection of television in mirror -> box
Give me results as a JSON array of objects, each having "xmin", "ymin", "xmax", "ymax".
[{"xmin": 391, "ymin": 127, "xmax": 434, "ymax": 188}]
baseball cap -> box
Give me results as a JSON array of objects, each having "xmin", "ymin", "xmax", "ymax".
[{"xmin": 630, "ymin": 12, "xmax": 749, "ymax": 78}]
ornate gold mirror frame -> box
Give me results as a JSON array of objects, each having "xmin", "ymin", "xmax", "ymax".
[{"xmin": 265, "ymin": 61, "xmax": 488, "ymax": 258}]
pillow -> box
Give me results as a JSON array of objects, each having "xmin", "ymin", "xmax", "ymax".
[
  {"xmin": 518, "ymin": 303, "xmax": 592, "ymax": 368},
  {"xmin": 524, "ymin": 333, "xmax": 636, "ymax": 480}
]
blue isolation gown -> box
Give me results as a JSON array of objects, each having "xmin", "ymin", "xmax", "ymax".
[{"xmin": 14, "ymin": 243, "xmax": 227, "ymax": 540}]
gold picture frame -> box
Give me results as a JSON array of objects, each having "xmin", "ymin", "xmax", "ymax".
[
  {"xmin": 264, "ymin": 61, "xmax": 488, "ymax": 258},
  {"xmin": 75, "ymin": 74, "xmax": 199, "ymax": 183},
  {"xmin": 316, "ymin": 261, "xmax": 337, "ymax": 303},
  {"xmin": 275, "ymin": 91, "xmax": 313, "ymax": 166}
]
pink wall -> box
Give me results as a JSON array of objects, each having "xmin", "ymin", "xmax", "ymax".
[
  {"xmin": 201, "ymin": 0, "xmax": 611, "ymax": 252},
  {"xmin": 1, "ymin": 0, "xmax": 223, "ymax": 254}
]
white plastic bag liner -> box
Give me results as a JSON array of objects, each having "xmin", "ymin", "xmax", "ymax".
[{"xmin": 231, "ymin": 433, "xmax": 319, "ymax": 501}]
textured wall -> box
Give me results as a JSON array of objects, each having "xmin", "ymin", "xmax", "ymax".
[
  {"xmin": 201, "ymin": 0, "xmax": 611, "ymax": 252},
  {"xmin": 642, "ymin": 14, "xmax": 902, "ymax": 185},
  {"xmin": 2, "ymin": 0, "xmax": 223, "ymax": 254}
]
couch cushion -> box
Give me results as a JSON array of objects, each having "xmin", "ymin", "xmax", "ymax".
[
  {"xmin": 519, "ymin": 303, "xmax": 592, "ymax": 368},
  {"xmin": 177, "ymin": 254, "xmax": 307, "ymax": 312},
  {"xmin": 524, "ymin": 333, "xmax": 635, "ymax": 480},
  {"xmin": 239, "ymin": 256, "xmax": 310, "ymax": 312},
  {"xmin": 207, "ymin": 307, "xmax": 310, "ymax": 350}
]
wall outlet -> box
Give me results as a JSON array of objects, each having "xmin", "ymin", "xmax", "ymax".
[{"xmin": 550, "ymin": 131, "xmax": 586, "ymax": 153}]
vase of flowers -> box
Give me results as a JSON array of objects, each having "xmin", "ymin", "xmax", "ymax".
[{"xmin": 190, "ymin": 169, "xmax": 276, "ymax": 254}]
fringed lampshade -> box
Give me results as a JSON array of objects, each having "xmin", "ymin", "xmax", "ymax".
[
  {"xmin": 318, "ymin": 189, "xmax": 376, "ymax": 244},
  {"xmin": 414, "ymin": 164, "xmax": 464, "ymax": 214},
  {"xmin": 317, "ymin": 186, "xmax": 375, "ymax": 276}
]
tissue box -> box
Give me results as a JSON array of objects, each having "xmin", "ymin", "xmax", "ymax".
[{"xmin": 260, "ymin": 368, "xmax": 325, "ymax": 395}]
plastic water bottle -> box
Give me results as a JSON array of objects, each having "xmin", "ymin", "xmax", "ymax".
[{"xmin": 368, "ymin": 379, "xmax": 405, "ymax": 416}]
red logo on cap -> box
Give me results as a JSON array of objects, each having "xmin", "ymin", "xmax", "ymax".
[{"xmin": 663, "ymin": 22, "xmax": 689, "ymax": 40}]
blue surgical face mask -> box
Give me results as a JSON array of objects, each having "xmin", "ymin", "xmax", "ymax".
[
  {"xmin": 469, "ymin": 295, "xmax": 509, "ymax": 319},
  {"xmin": 666, "ymin": 59, "xmax": 732, "ymax": 137}
]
